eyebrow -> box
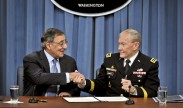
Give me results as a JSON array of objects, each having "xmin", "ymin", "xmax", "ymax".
[{"xmin": 54, "ymin": 39, "xmax": 66, "ymax": 43}]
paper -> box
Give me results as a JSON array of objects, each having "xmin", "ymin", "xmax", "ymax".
[
  {"xmin": 3, "ymin": 101, "xmax": 24, "ymax": 104},
  {"xmin": 63, "ymin": 97, "xmax": 99, "ymax": 102},
  {"xmin": 95, "ymin": 96, "xmax": 128, "ymax": 102},
  {"xmin": 153, "ymin": 95, "xmax": 183, "ymax": 103},
  {"xmin": 63, "ymin": 96, "xmax": 128, "ymax": 102},
  {"xmin": 167, "ymin": 95, "xmax": 183, "ymax": 101}
]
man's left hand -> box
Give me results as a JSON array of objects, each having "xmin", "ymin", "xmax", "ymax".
[{"xmin": 58, "ymin": 92, "xmax": 71, "ymax": 97}]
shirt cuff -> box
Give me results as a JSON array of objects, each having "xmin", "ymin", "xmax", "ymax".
[{"xmin": 66, "ymin": 73, "xmax": 70, "ymax": 83}]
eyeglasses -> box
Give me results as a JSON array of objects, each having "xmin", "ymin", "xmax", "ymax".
[{"xmin": 52, "ymin": 40, "xmax": 68, "ymax": 46}]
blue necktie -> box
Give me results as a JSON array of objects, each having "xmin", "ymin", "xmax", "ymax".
[
  {"xmin": 47, "ymin": 59, "xmax": 58, "ymax": 96},
  {"xmin": 52, "ymin": 59, "xmax": 58, "ymax": 73}
]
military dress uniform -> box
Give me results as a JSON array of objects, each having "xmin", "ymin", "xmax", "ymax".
[{"xmin": 82, "ymin": 51, "xmax": 160, "ymax": 97}]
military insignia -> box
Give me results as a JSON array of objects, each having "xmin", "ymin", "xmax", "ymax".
[
  {"xmin": 150, "ymin": 58, "xmax": 157, "ymax": 63},
  {"xmin": 106, "ymin": 67, "xmax": 117, "ymax": 77},
  {"xmin": 137, "ymin": 75, "xmax": 142, "ymax": 78},
  {"xmin": 108, "ymin": 81, "xmax": 111, "ymax": 87},
  {"xmin": 106, "ymin": 53, "xmax": 112, "ymax": 58},
  {"xmin": 137, "ymin": 68, "xmax": 143, "ymax": 71},
  {"xmin": 106, "ymin": 67, "xmax": 117, "ymax": 72},
  {"xmin": 133, "ymin": 72, "xmax": 146, "ymax": 75}
]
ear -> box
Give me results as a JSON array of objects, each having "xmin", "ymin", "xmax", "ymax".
[
  {"xmin": 133, "ymin": 42, "xmax": 140, "ymax": 50},
  {"xmin": 46, "ymin": 42, "xmax": 51, "ymax": 50}
]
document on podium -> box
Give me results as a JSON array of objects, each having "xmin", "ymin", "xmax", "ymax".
[
  {"xmin": 153, "ymin": 95, "xmax": 183, "ymax": 103},
  {"xmin": 167, "ymin": 95, "xmax": 183, "ymax": 103},
  {"xmin": 63, "ymin": 96, "xmax": 128, "ymax": 102},
  {"xmin": 95, "ymin": 96, "xmax": 128, "ymax": 102},
  {"xmin": 63, "ymin": 97, "xmax": 99, "ymax": 102}
]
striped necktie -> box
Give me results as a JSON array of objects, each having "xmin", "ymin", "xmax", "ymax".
[
  {"xmin": 52, "ymin": 59, "xmax": 58, "ymax": 73},
  {"xmin": 47, "ymin": 59, "xmax": 58, "ymax": 96}
]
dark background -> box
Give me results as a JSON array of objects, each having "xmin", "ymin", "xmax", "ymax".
[{"xmin": 55, "ymin": 0, "xmax": 128, "ymax": 13}]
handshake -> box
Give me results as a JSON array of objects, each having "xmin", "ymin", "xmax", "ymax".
[{"xmin": 69, "ymin": 71, "xmax": 86, "ymax": 85}]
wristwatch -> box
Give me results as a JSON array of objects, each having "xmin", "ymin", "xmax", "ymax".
[{"xmin": 131, "ymin": 86, "xmax": 136, "ymax": 94}]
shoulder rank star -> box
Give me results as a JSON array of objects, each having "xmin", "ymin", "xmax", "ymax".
[
  {"xmin": 150, "ymin": 58, "xmax": 157, "ymax": 63},
  {"xmin": 106, "ymin": 53, "xmax": 111, "ymax": 58}
]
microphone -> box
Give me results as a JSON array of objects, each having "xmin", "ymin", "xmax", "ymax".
[
  {"xmin": 29, "ymin": 85, "xmax": 38, "ymax": 103},
  {"xmin": 125, "ymin": 86, "xmax": 134, "ymax": 105}
]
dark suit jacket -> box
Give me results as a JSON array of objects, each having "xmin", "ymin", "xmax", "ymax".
[
  {"xmin": 23, "ymin": 50, "xmax": 80, "ymax": 96},
  {"xmin": 83, "ymin": 51, "xmax": 160, "ymax": 97}
]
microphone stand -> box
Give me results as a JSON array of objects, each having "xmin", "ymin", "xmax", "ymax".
[
  {"xmin": 29, "ymin": 85, "xmax": 38, "ymax": 103},
  {"xmin": 125, "ymin": 86, "xmax": 134, "ymax": 105}
]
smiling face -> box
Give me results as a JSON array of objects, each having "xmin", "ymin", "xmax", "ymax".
[
  {"xmin": 118, "ymin": 30, "xmax": 140, "ymax": 59},
  {"xmin": 45, "ymin": 35, "xmax": 67, "ymax": 58}
]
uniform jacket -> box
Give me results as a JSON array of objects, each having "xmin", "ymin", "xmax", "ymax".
[
  {"xmin": 83, "ymin": 51, "xmax": 160, "ymax": 97},
  {"xmin": 23, "ymin": 50, "xmax": 80, "ymax": 96}
]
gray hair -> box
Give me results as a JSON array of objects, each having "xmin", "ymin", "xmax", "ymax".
[
  {"xmin": 41, "ymin": 28, "xmax": 65, "ymax": 49},
  {"xmin": 119, "ymin": 29, "xmax": 142, "ymax": 44}
]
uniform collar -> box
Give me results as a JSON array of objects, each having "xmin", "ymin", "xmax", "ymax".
[{"xmin": 124, "ymin": 51, "xmax": 139, "ymax": 66}]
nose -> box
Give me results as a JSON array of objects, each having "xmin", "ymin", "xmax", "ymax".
[
  {"xmin": 118, "ymin": 45, "xmax": 122, "ymax": 51},
  {"xmin": 62, "ymin": 43, "xmax": 67, "ymax": 49}
]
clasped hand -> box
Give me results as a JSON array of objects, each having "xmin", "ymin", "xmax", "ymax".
[{"xmin": 69, "ymin": 71, "xmax": 85, "ymax": 84}]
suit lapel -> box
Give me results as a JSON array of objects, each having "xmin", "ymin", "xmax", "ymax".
[
  {"xmin": 40, "ymin": 50, "xmax": 50, "ymax": 73},
  {"xmin": 59, "ymin": 56, "xmax": 66, "ymax": 73},
  {"xmin": 115, "ymin": 55, "xmax": 125, "ymax": 76}
]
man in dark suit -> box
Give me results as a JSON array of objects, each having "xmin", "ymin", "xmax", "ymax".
[
  {"xmin": 23, "ymin": 28, "xmax": 80, "ymax": 96},
  {"xmin": 74, "ymin": 29, "xmax": 160, "ymax": 97}
]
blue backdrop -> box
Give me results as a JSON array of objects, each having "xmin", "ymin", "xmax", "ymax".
[{"xmin": 0, "ymin": 0, "xmax": 183, "ymax": 96}]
